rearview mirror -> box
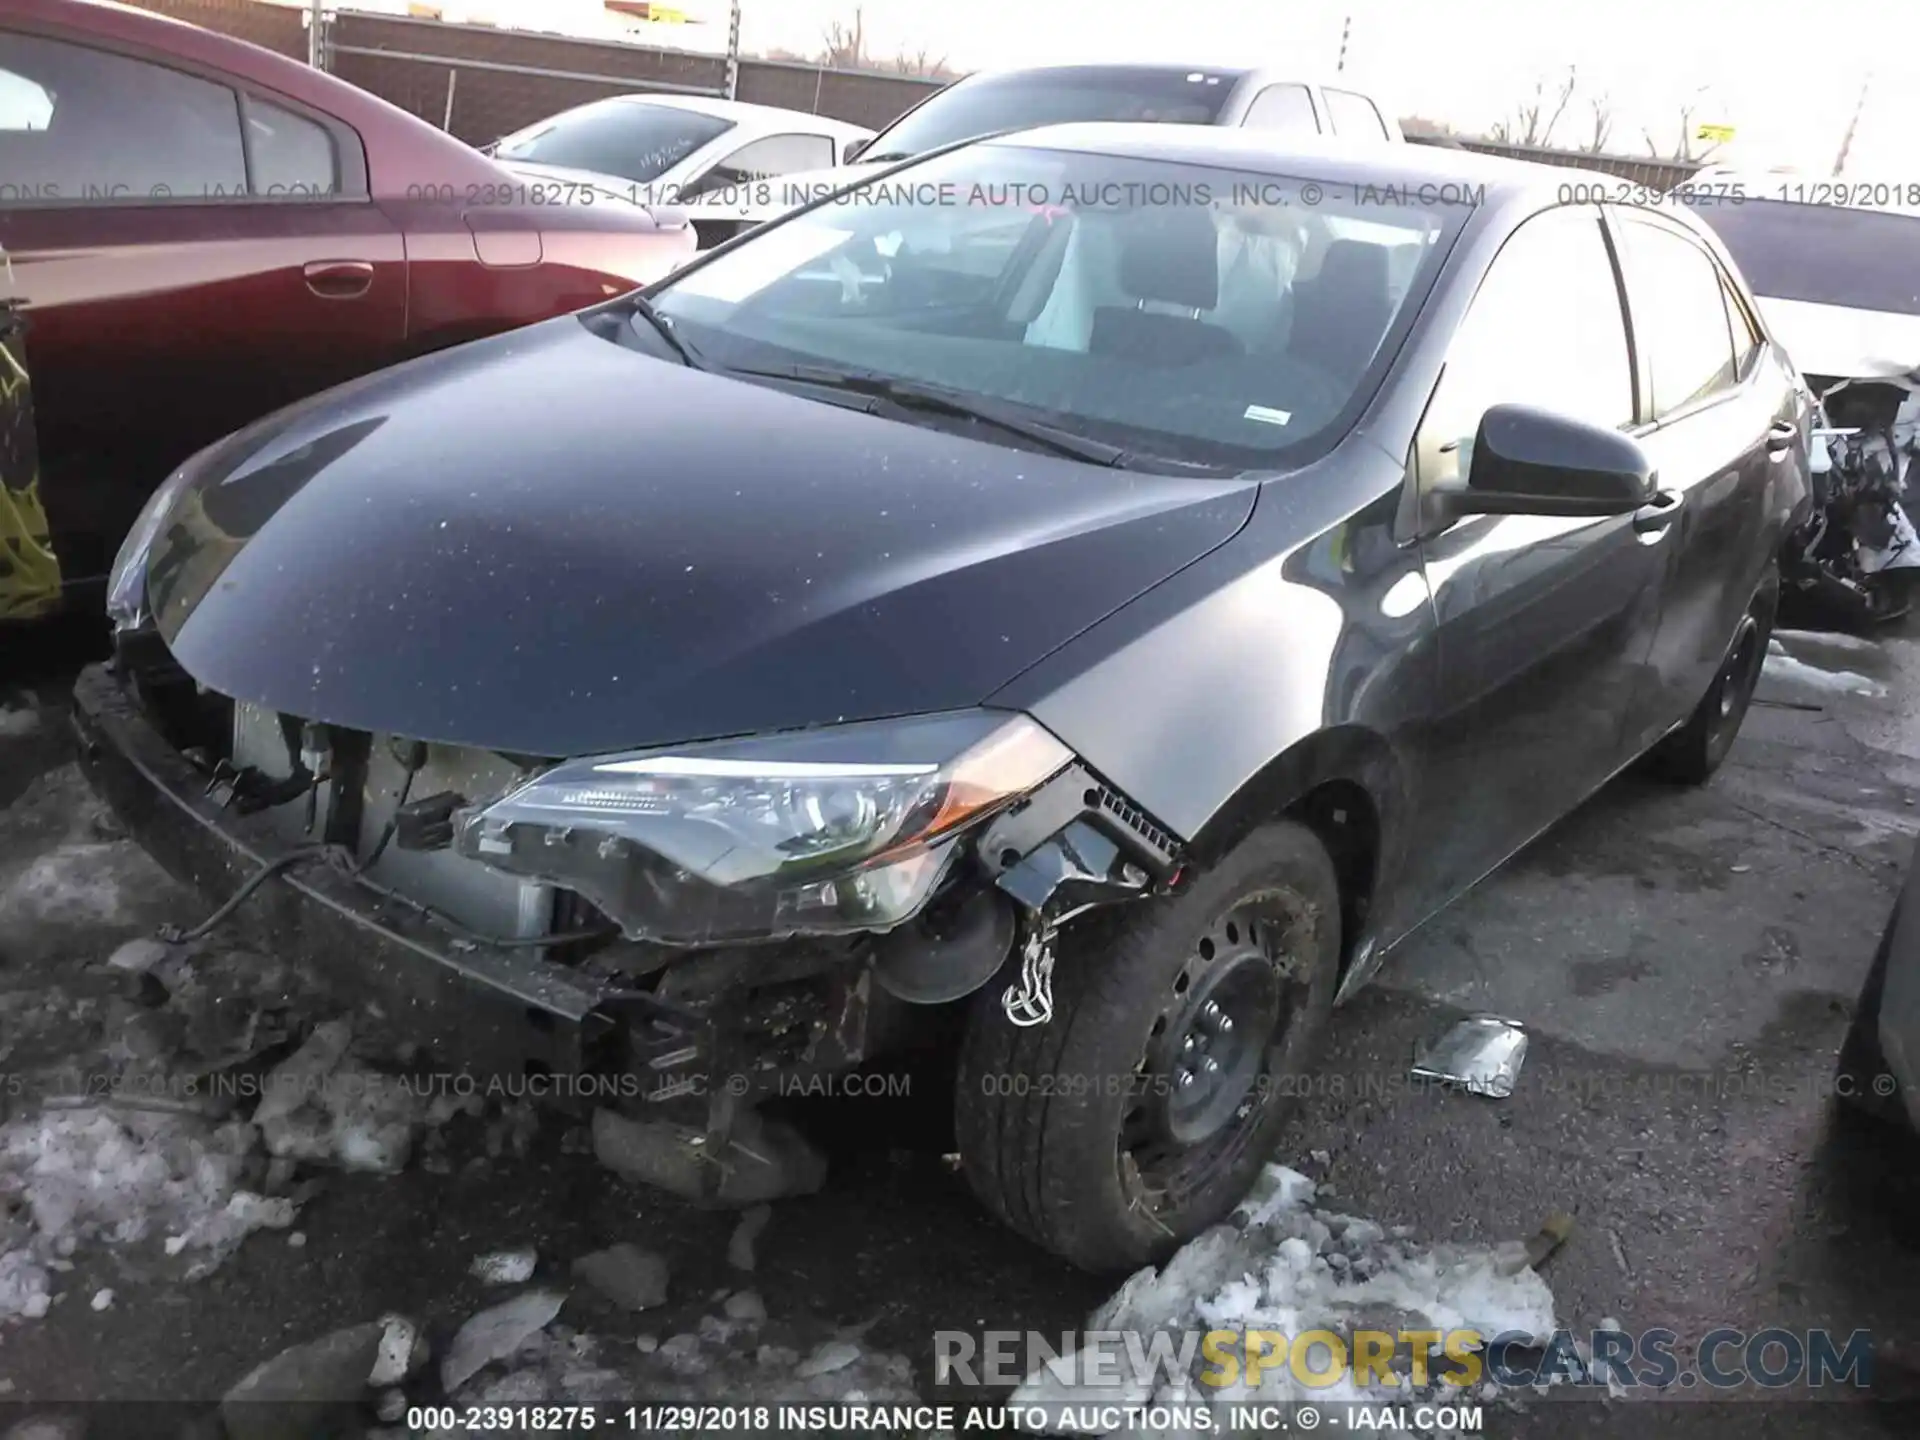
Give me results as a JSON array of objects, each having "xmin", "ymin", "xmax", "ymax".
[
  {"xmin": 843, "ymin": 138, "xmax": 869, "ymax": 163},
  {"xmin": 1428, "ymin": 403, "xmax": 1654, "ymax": 525}
]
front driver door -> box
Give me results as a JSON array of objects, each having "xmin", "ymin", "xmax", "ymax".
[{"xmin": 1409, "ymin": 205, "xmax": 1674, "ymax": 912}]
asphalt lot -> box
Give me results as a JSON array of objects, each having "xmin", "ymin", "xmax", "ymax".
[{"xmin": 2, "ymin": 617, "xmax": 1920, "ymax": 1439}]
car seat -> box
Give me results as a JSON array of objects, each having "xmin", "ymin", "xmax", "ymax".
[{"xmin": 1087, "ymin": 209, "xmax": 1244, "ymax": 366}]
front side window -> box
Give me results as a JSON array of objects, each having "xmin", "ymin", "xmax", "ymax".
[
  {"xmin": 494, "ymin": 99, "xmax": 733, "ymax": 184},
  {"xmin": 683, "ymin": 133, "xmax": 836, "ymax": 199},
  {"xmin": 1417, "ymin": 209, "xmax": 1634, "ymax": 490},
  {"xmin": 1243, "ymin": 84, "xmax": 1319, "ymax": 134},
  {"xmin": 1617, "ymin": 218, "xmax": 1739, "ymax": 417},
  {"xmin": 651, "ymin": 142, "xmax": 1455, "ymax": 470},
  {"xmin": 0, "ymin": 31, "xmax": 245, "ymax": 201},
  {"xmin": 859, "ymin": 68, "xmax": 1240, "ymax": 162},
  {"xmin": 1322, "ymin": 88, "xmax": 1392, "ymax": 141}
]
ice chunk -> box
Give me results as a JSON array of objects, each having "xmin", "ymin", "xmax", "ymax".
[
  {"xmin": 472, "ymin": 1249, "xmax": 538, "ymax": 1285},
  {"xmin": 571, "ymin": 1243, "xmax": 668, "ymax": 1312},
  {"xmin": 795, "ymin": 1339, "xmax": 862, "ymax": 1379},
  {"xmin": 443, "ymin": 1289, "xmax": 567, "ymax": 1394}
]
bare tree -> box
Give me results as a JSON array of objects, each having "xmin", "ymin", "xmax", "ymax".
[
  {"xmin": 1501, "ymin": 66, "xmax": 1579, "ymax": 148},
  {"xmin": 821, "ymin": 6, "xmax": 867, "ymax": 69},
  {"xmin": 1582, "ymin": 93, "xmax": 1614, "ymax": 153},
  {"xmin": 889, "ymin": 47, "xmax": 950, "ymax": 78}
]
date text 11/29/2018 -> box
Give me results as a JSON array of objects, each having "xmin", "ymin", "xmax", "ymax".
[{"xmin": 407, "ymin": 1403, "xmax": 1485, "ymax": 1432}]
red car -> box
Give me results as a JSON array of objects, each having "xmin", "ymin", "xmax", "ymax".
[{"xmin": 0, "ymin": 0, "xmax": 694, "ymax": 620}]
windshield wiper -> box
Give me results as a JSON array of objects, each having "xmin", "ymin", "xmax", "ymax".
[
  {"xmin": 725, "ymin": 363, "xmax": 1130, "ymax": 466},
  {"xmin": 627, "ymin": 294, "xmax": 705, "ymax": 369}
]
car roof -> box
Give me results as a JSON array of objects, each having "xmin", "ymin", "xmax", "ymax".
[
  {"xmin": 982, "ymin": 121, "xmax": 1592, "ymax": 198},
  {"xmin": 602, "ymin": 92, "xmax": 872, "ymax": 140},
  {"xmin": 19, "ymin": 0, "xmax": 504, "ymax": 191}
]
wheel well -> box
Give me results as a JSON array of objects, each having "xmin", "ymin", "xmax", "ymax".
[{"xmin": 1286, "ymin": 780, "xmax": 1381, "ymax": 981}]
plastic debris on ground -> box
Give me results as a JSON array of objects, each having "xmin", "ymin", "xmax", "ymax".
[
  {"xmin": 1010, "ymin": 1165, "xmax": 1559, "ymax": 1440},
  {"xmin": 1409, "ymin": 1017, "xmax": 1530, "ymax": 1098}
]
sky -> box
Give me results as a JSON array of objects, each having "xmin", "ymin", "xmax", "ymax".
[{"xmin": 324, "ymin": 0, "xmax": 1917, "ymax": 174}]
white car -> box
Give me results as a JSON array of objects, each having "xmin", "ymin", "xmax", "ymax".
[
  {"xmin": 680, "ymin": 63, "xmax": 1403, "ymax": 248},
  {"xmin": 488, "ymin": 94, "xmax": 873, "ymax": 214}
]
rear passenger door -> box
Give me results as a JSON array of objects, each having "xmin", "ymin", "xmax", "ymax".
[
  {"xmin": 1607, "ymin": 208, "xmax": 1795, "ymax": 753},
  {"xmin": 1409, "ymin": 205, "xmax": 1672, "ymax": 911},
  {"xmin": 0, "ymin": 25, "xmax": 404, "ymax": 586}
]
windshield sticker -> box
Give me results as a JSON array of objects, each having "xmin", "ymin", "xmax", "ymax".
[
  {"xmin": 1244, "ymin": 405, "xmax": 1293, "ymax": 427},
  {"xmin": 671, "ymin": 225, "xmax": 854, "ymax": 304}
]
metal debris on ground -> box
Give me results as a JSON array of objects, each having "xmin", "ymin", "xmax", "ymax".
[{"xmin": 1410, "ymin": 1015, "xmax": 1530, "ymax": 1097}]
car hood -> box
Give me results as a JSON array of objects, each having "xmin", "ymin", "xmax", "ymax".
[
  {"xmin": 680, "ymin": 161, "xmax": 890, "ymax": 223},
  {"xmin": 145, "ymin": 315, "xmax": 1258, "ymax": 758}
]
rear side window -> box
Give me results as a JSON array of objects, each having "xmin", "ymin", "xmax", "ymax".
[
  {"xmin": 0, "ymin": 31, "xmax": 246, "ymax": 201},
  {"xmin": 1417, "ymin": 209, "xmax": 1634, "ymax": 489},
  {"xmin": 1617, "ymin": 218, "xmax": 1739, "ymax": 416},
  {"xmin": 246, "ymin": 97, "xmax": 338, "ymax": 197},
  {"xmin": 495, "ymin": 99, "xmax": 733, "ymax": 185},
  {"xmin": 1243, "ymin": 84, "xmax": 1320, "ymax": 134},
  {"xmin": 684, "ymin": 133, "xmax": 836, "ymax": 199},
  {"xmin": 1323, "ymin": 88, "xmax": 1391, "ymax": 141}
]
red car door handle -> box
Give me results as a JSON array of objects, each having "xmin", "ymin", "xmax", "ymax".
[{"xmin": 303, "ymin": 260, "xmax": 375, "ymax": 298}]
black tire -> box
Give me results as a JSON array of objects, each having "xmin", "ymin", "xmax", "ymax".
[
  {"xmin": 1645, "ymin": 567, "xmax": 1779, "ymax": 786},
  {"xmin": 953, "ymin": 820, "xmax": 1343, "ymax": 1273}
]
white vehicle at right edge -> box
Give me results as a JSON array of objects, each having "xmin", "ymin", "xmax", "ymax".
[{"xmin": 1691, "ymin": 181, "xmax": 1920, "ymax": 623}]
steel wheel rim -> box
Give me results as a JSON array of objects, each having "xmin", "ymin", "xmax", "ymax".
[{"xmin": 1118, "ymin": 891, "xmax": 1308, "ymax": 1216}]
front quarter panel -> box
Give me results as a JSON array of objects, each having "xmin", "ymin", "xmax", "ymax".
[{"xmin": 991, "ymin": 436, "xmax": 1436, "ymax": 937}]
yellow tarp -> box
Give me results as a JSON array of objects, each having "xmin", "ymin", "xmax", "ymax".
[{"xmin": 0, "ymin": 315, "xmax": 59, "ymax": 622}]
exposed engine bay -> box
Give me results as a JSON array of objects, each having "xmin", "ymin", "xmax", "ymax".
[
  {"xmin": 105, "ymin": 639, "xmax": 1184, "ymax": 1201},
  {"xmin": 1788, "ymin": 370, "xmax": 1920, "ymax": 625}
]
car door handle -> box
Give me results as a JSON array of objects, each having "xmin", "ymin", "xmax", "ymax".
[
  {"xmin": 303, "ymin": 259, "xmax": 375, "ymax": 298},
  {"xmin": 1766, "ymin": 419, "xmax": 1798, "ymax": 455},
  {"xmin": 1633, "ymin": 488, "xmax": 1682, "ymax": 534}
]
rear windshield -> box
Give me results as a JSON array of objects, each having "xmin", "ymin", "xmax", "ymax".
[
  {"xmin": 861, "ymin": 69, "xmax": 1239, "ymax": 160},
  {"xmin": 495, "ymin": 100, "xmax": 733, "ymax": 183},
  {"xmin": 1694, "ymin": 198, "xmax": 1920, "ymax": 315}
]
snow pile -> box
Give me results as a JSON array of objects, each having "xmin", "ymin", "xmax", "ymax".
[
  {"xmin": 0, "ymin": 765, "xmax": 180, "ymax": 940},
  {"xmin": 1762, "ymin": 642, "xmax": 1886, "ymax": 699},
  {"xmin": 1012, "ymin": 1166, "xmax": 1556, "ymax": 1439},
  {"xmin": 419, "ymin": 1286, "xmax": 918, "ymax": 1435},
  {"xmin": 0, "ymin": 1107, "xmax": 297, "ymax": 1320},
  {"xmin": 253, "ymin": 1020, "xmax": 435, "ymax": 1175}
]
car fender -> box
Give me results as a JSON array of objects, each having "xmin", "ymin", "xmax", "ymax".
[{"xmin": 991, "ymin": 439, "xmax": 1434, "ymax": 980}]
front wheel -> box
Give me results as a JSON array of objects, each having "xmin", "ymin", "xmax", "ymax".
[{"xmin": 953, "ymin": 820, "xmax": 1343, "ymax": 1273}]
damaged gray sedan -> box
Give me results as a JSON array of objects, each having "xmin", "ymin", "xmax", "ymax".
[{"xmin": 76, "ymin": 126, "xmax": 1806, "ymax": 1272}]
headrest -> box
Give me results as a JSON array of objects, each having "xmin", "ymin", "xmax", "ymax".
[{"xmin": 1115, "ymin": 207, "xmax": 1221, "ymax": 313}]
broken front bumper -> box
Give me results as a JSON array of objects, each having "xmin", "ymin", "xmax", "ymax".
[{"xmin": 69, "ymin": 661, "xmax": 667, "ymax": 1096}]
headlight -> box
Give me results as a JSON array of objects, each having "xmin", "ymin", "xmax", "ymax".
[
  {"xmin": 454, "ymin": 710, "xmax": 1073, "ymax": 945},
  {"xmin": 106, "ymin": 462, "xmax": 195, "ymax": 632}
]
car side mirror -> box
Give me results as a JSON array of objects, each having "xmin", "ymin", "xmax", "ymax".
[
  {"xmin": 842, "ymin": 138, "xmax": 869, "ymax": 163},
  {"xmin": 1428, "ymin": 403, "xmax": 1655, "ymax": 526}
]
